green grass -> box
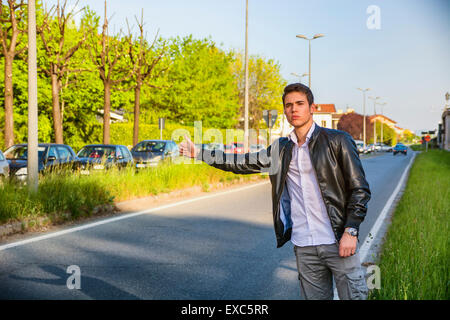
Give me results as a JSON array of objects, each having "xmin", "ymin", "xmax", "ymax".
[
  {"xmin": 0, "ymin": 161, "xmax": 265, "ymax": 225},
  {"xmin": 369, "ymin": 150, "xmax": 449, "ymax": 300}
]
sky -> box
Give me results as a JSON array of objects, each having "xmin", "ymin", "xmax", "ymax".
[{"xmin": 46, "ymin": 0, "xmax": 450, "ymax": 134}]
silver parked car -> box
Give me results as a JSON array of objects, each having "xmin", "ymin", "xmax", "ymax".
[{"xmin": 0, "ymin": 150, "xmax": 9, "ymax": 179}]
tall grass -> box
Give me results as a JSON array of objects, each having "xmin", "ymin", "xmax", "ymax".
[
  {"xmin": 0, "ymin": 161, "xmax": 264, "ymax": 225},
  {"xmin": 369, "ymin": 150, "xmax": 449, "ymax": 300}
]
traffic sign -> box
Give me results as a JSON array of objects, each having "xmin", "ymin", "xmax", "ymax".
[
  {"xmin": 424, "ymin": 135, "xmax": 431, "ymax": 142},
  {"xmin": 263, "ymin": 109, "xmax": 278, "ymax": 129}
]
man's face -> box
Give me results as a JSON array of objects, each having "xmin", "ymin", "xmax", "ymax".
[{"xmin": 284, "ymin": 91, "xmax": 314, "ymax": 128}]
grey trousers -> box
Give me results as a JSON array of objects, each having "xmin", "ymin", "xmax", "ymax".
[{"xmin": 293, "ymin": 242, "xmax": 368, "ymax": 300}]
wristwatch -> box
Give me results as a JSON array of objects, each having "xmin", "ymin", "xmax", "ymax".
[{"xmin": 345, "ymin": 227, "xmax": 358, "ymax": 237}]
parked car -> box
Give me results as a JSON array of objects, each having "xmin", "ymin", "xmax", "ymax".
[
  {"xmin": 393, "ymin": 143, "xmax": 407, "ymax": 156},
  {"xmin": 0, "ymin": 150, "xmax": 9, "ymax": 179},
  {"xmin": 224, "ymin": 144, "xmax": 235, "ymax": 153},
  {"xmin": 367, "ymin": 144, "xmax": 376, "ymax": 153},
  {"xmin": 377, "ymin": 143, "xmax": 392, "ymax": 152},
  {"xmin": 77, "ymin": 144, "xmax": 134, "ymax": 174},
  {"xmin": 233, "ymin": 142, "xmax": 244, "ymax": 154},
  {"xmin": 249, "ymin": 144, "xmax": 266, "ymax": 153},
  {"xmin": 356, "ymin": 142, "xmax": 369, "ymax": 154},
  {"xmin": 4, "ymin": 143, "xmax": 79, "ymax": 181},
  {"xmin": 131, "ymin": 140, "xmax": 179, "ymax": 168},
  {"xmin": 204, "ymin": 143, "xmax": 224, "ymax": 152},
  {"xmin": 374, "ymin": 143, "xmax": 382, "ymax": 151}
]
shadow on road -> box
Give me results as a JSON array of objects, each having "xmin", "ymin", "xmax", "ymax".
[{"xmin": 0, "ymin": 215, "xmax": 300, "ymax": 300}]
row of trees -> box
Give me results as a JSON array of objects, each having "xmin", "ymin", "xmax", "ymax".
[{"xmin": 0, "ymin": 0, "xmax": 286, "ymax": 150}]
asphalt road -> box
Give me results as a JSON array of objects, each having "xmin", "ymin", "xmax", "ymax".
[{"xmin": 0, "ymin": 150, "xmax": 414, "ymax": 299}]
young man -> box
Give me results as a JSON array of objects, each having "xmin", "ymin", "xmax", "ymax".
[{"xmin": 179, "ymin": 83, "xmax": 371, "ymax": 300}]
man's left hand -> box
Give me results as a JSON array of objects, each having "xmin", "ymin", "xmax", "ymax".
[{"xmin": 339, "ymin": 230, "xmax": 357, "ymax": 257}]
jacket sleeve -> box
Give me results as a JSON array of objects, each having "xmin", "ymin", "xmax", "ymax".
[
  {"xmin": 338, "ymin": 133, "xmax": 371, "ymax": 231},
  {"xmin": 195, "ymin": 141, "xmax": 278, "ymax": 175}
]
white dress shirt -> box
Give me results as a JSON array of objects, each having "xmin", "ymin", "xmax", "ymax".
[{"xmin": 286, "ymin": 122, "xmax": 336, "ymax": 247}]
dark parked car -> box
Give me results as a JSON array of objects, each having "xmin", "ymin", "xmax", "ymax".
[
  {"xmin": 77, "ymin": 144, "xmax": 134, "ymax": 174},
  {"xmin": 4, "ymin": 143, "xmax": 79, "ymax": 181},
  {"xmin": 131, "ymin": 140, "xmax": 179, "ymax": 168},
  {"xmin": 393, "ymin": 143, "xmax": 407, "ymax": 156},
  {"xmin": 0, "ymin": 150, "xmax": 9, "ymax": 179}
]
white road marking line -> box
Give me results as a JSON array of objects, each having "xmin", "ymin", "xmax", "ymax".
[
  {"xmin": 0, "ymin": 181, "xmax": 270, "ymax": 252},
  {"xmin": 333, "ymin": 152, "xmax": 416, "ymax": 299}
]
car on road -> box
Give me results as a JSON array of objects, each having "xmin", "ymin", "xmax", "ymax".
[
  {"xmin": 376, "ymin": 143, "xmax": 392, "ymax": 152},
  {"xmin": 224, "ymin": 143, "xmax": 235, "ymax": 153},
  {"xmin": 131, "ymin": 140, "xmax": 179, "ymax": 168},
  {"xmin": 4, "ymin": 143, "xmax": 79, "ymax": 181},
  {"xmin": 77, "ymin": 144, "xmax": 134, "ymax": 174},
  {"xmin": 392, "ymin": 143, "xmax": 407, "ymax": 156},
  {"xmin": 367, "ymin": 144, "xmax": 376, "ymax": 153},
  {"xmin": 0, "ymin": 150, "xmax": 9, "ymax": 179},
  {"xmin": 356, "ymin": 141, "xmax": 369, "ymax": 154},
  {"xmin": 233, "ymin": 142, "xmax": 244, "ymax": 154},
  {"xmin": 204, "ymin": 143, "xmax": 224, "ymax": 152}
]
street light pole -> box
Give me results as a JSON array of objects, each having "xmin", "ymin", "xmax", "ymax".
[
  {"xmin": 27, "ymin": 0, "xmax": 38, "ymax": 192},
  {"xmin": 379, "ymin": 102, "xmax": 387, "ymax": 144},
  {"xmin": 369, "ymin": 96, "xmax": 381, "ymax": 145},
  {"xmin": 243, "ymin": 0, "xmax": 249, "ymax": 153},
  {"xmin": 357, "ymin": 88, "xmax": 371, "ymax": 148},
  {"xmin": 296, "ymin": 34, "xmax": 324, "ymax": 88},
  {"xmin": 290, "ymin": 72, "xmax": 309, "ymax": 83}
]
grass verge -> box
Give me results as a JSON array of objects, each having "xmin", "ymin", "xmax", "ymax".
[{"xmin": 369, "ymin": 150, "xmax": 449, "ymax": 300}]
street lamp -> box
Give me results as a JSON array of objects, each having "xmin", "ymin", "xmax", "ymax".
[
  {"xmin": 357, "ymin": 88, "xmax": 371, "ymax": 148},
  {"xmin": 368, "ymin": 96, "xmax": 381, "ymax": 145},
  {"xmin": 296, "ymin": 33, "xmax": 324, "ymax": 88},
  {"xmin": 378, "ymin": 102, "xmax": 387, "ymax": 144},
  {"xmin": 28, "ymin": 0, "xmax": 39, "ymax": 192},
  {"xmin": 243, "ymin": 0, "xmax": 249, "ymax": 153},
  {"xmin": 291, "ymin": 72, "xmax": 309, "ymax": 83}
]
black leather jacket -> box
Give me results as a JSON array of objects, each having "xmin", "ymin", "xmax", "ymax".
[{"xmin": 196, "ymin": 124, "xmax": 371, "ymax": 248}]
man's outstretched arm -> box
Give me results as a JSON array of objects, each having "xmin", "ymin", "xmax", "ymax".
[{"xmin": 179, "ymin": 135, "xmax": 274, "ymax": 175}]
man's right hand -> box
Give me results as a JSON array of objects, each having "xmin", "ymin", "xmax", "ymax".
[{"xmin": 179, "ymin": 134, "xmax": 200, "ymax": 159}]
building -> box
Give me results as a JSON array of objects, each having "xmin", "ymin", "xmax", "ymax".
[
  {"xmin": 440, "ymin": 107, "xmax": 450, "ymax": 151},
  {"xmin": 369, "ymin": 114, "xmax": 397, "ymax": 129},
  {"xmin": 313, "ymin": 104, "xmax": 336, "ymax": 129}
]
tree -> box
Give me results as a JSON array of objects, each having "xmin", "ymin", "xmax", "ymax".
[
  {"xmin": 86, "ymin": 1, "xmax": 129, "ymax": 144},
  {"xmin": 146, "ymin": 35, "xmax": 239, "ymax": 128},
  {"xmin": 36, "ymin": 0, "xmax": 88, "ymax": 144},
  {"xmin": 0, "ymin": 0, "xmax": 27, "ymax": 148},
  {"xmin": 337, "ymin": 112, "xmax": 373, "ymax": 143},
  {"xmin": 231, "ymin": 53, "xmax": 286, "ymax": 129},
  {"xmin": 125, "ymin": 10, "xmax": 167, "ymax": 146}
]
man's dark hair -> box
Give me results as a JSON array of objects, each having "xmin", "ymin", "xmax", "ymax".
[{"xmin": 282, "ymin": 83, "xmax": 314, "ymax": 106}]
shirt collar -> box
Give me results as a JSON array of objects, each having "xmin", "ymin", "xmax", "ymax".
[{"xmin": 288, "ymin": 122, "xmax": 316, "ymax": 146}]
